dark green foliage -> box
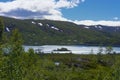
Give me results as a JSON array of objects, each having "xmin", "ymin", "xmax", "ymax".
[
  {"xmin": 10, "ymin": 29, "xmax": 24, "ymax": 55},
  {"xmin": 97, "ymin": 46, "xmax": 103, "ymax": 63},
  {"xmin": 1, "ymin": 48, "xmax": 120, "ymax": 80},
  {"xmin": 0, "ymin": 17, "xmax": 4, "ymax": 43},
  {"xmin": 0, "ymin": 27, "xmax": 24, "ymax": 80}
]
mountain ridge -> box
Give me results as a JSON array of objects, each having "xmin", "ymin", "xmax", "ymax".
[{"xmin": 1, "ymin": 16, "xmax": 120, "ymax": 46}]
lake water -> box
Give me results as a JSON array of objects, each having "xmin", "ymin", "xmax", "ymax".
[{"xmin": 23, "ymin": 45, "xmax": 120, "ymax": 54}]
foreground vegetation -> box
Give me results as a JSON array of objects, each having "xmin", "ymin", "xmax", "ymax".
[
  {"xmin": 1, "ymin": 49, "xmax": 120, "ymax": 80},
  {"xmin": 1, "ymin": 17, "xmax": 120, "ymax": 80}
]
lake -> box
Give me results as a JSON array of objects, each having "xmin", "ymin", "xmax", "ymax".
[{"xmin": 23, "ymin": 45, "xmax": 120, "ymax": 54}]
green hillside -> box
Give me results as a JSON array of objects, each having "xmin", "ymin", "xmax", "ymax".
[{"xmin": 1, "ymin": 16, "xmax": 120, "ymax": 46}]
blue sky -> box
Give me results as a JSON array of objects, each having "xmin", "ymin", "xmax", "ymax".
[
  {"xmin": 0, "ymin": 0, "xmax": 13, "ymax": 2},
  {"xmin": 62, "ymin": 0, "xmax": 120, "ymax": 20},
  {"xmin": 0, "ymin": 0, "xmax": 120, "ymax": 26}
]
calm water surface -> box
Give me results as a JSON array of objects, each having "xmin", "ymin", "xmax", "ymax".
[{"xmin": 23, "ymin": 45, "xmax": 120, "ymax": 54}]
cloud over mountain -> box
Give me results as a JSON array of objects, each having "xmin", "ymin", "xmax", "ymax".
[
  {"xmin": 0, "ymin": 0, "xmax": 81, "ymax": 20},
  {"xmin": 1, "ymin": 0, "xmax": 120, "ymax": 26},
  {"xmin": 74, "ymin": 20, "xmax": 120, "ymax": 26}
]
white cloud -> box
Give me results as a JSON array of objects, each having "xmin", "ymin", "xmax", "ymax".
[
  {"xmin": 55, "ymin": 0, "xmax": 80, "ymax": 8},
  {"xmin": 113, "ymin": 17, "xmax": 119, "ymax": 20},
  {"xmin": 73, "ymin": 20, "xmax": 120, "ymax": 26},
  {"xmin": 1, "ymin": 0, "xmax": 120, "ymax": 26},
  {"xmin": 0, "ymin": 0, "xmax": 82, "ymax": 20}
]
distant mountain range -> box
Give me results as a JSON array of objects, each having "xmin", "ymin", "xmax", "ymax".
[
  {"xmin": 1, "ymin": 16, "xmax": 120, "ymax": 46},
  {"xmin": 80, "ymin": 25, "xmax": 120, "ymax": 33}
]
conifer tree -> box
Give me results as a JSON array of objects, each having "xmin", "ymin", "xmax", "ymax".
[
  {"xmin": 0, "ymin": 18, "xmax": 4, "ymax": 42},
  {"xmin": 10, "ymin": 29, "xmax": 24, "ymax": 56},
  {"xmin": 97, "ymin": 46, "xmax": 103, "ymax": 62},
  {"xmin": 6, "ymin": 29, "xmax": 24, "ymax": 80},
  {"xmin": 0, "ymin": 18, "xmax": 4, "ymax": 53}
]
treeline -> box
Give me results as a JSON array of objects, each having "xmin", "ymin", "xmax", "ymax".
[{"xmin": 1, "ymin": 18, "xmax": 120, "ymax": 80}]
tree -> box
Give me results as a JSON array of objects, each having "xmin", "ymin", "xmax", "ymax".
[
  {"xmin": 98, "ymin": 46, "xmax": 103, "ymax": 54},
  {"xmin": 0, "ymin": 18, "xmax": 4, "ymax": 55},
  {"xmin": 105, "ymin": 46, "xmax": 115, "ymax": 66},
  {"xmin": 97, "ymin": 46, "xmax": 103, "ymax": 62},
  {"xmin": 4, "ymin": 29, "xmax": 24, "ymax": 80},
  {"xmin": 10, "ymin": 29, "xmax": 24, "ymax": 56},
  {"xmin": 105, "ymin": 46, "xmax": 113, "ymax": 54},
  {"xmin": 90, "ymin": 49, "xmax": 94, "ymax": 54},
  {"xmin": 0, "ymin": 18, "xmax": 4, "ymax": 42}
]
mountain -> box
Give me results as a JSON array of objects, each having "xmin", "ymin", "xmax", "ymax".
[
  {"xmin": 81, "ymin": 25, "xmax": 120, "ymax": 33},
  {"xmin": 1, "ymin": 16, "xmax": 120, "ymax": 46}
]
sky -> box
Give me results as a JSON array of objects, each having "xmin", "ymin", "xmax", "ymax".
[{"xmin": 0, "ymin": 0, "xmax": 120, "ymax": 26}]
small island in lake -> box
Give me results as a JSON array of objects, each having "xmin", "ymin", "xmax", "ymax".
[{"xmin": 52, "ymin": 48, "xmax": 72, "ymax": 53}]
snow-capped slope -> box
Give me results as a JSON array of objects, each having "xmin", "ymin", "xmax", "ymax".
[
  {"xmin": 6, "ymin": 27, "xmax": 10, "ymax": 32},
  {"xmin": 82, "ymin": 25, "xmax": 120, "ymax": 33}
]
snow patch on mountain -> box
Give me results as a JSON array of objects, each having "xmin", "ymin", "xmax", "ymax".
[
  {"xmin": 6, "ymin": 27, "xmax": 10, "ymax": 32},
  {"xmin": 94, "ymin": 25, "xmax": 102, "ymax": 30},
  {"xmin": 51, "ymin": 26, "xmax": 59, "ymax": 31},
  {"xmin": 98, "ymin": 26, "xmax": 102, "ymax": 29},
  {"xmin": 32, "ymin": 21, "xmax": 36, "ymax": 24},
  {"xmin": 95, "ymin": 25, "xmax": 97, "ymax": 28},
  {"xmin": 84, "ymin": 27, "xmax": 89, "ymax": 29},
  {"xmin": 38, "ymin": 23, "xmax": 43, "ymax": 26},
  {"xmin": 46, "ymin": 24, "xmax": 50, "ymax": 27}
]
